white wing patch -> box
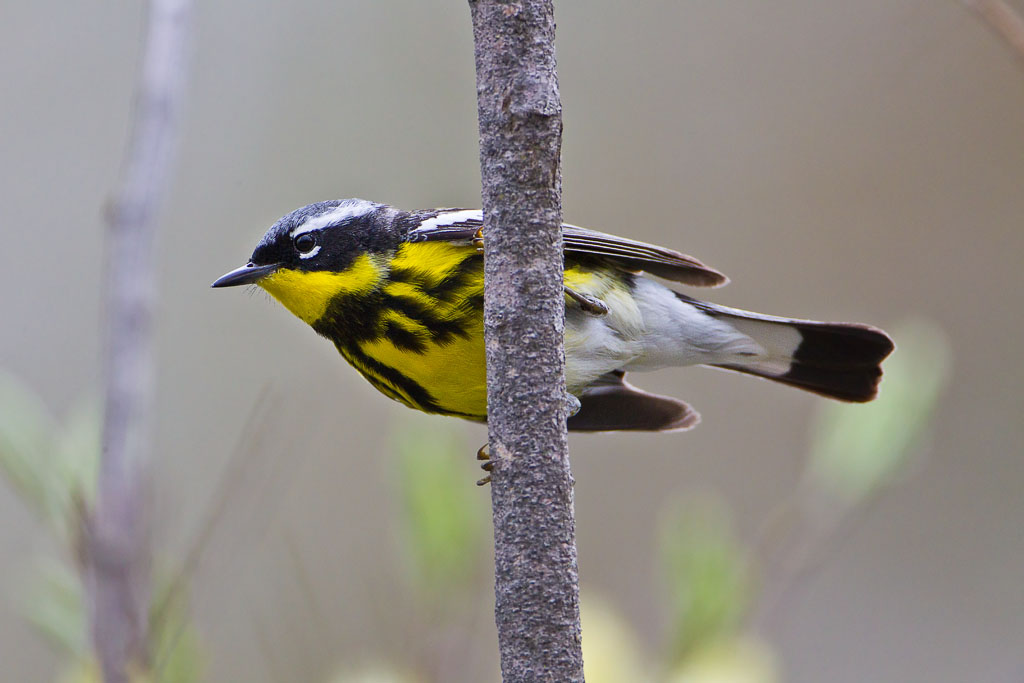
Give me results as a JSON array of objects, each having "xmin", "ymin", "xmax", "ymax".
[{"xmin": 409, "ymin": 209, "xmax": 483, "ymax": 238}]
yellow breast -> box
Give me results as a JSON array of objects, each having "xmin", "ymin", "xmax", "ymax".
[
  {"xmin": 368, "ymin": 242, "xmax": 488, "ymax": 417},
  {"xmin": 259, "ymin": 243, "xmax": 641, "ymax": 420}
]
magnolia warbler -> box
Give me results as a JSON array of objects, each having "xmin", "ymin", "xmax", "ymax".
[{"xmin": 213, "ymin": 199, "xmax": 893, "ymax": 431}]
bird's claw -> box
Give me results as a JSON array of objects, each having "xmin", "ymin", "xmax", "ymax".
[
  {"xmin": 476, "ymin": 443, "xmax": 491, "ymax": 486},
  {"xmin": 564, "ymin": 285, "xmax": 609, "ymax": 316}
]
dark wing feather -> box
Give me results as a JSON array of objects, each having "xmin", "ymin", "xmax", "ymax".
[
  {"xmin": 567, "ymin": 371, "xmax": 700, "ymax": 432},
  {"xmin": 405, "ymin": 211, "xmax": 728, "ymax": 287},
  {"xmin": 561, "ymin": 225, "xmax": 727, "ymax": 287}
]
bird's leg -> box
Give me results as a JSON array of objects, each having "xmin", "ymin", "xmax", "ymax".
[
  {"xmin": 478, "ymin": 226, "xmax": 606, "ymax": 318},
  {"xmin": 476, "ymin": 443, "xmax": 493, "ymax": 486},
  {"xmin": 476, "ymin": 396, "xmax": 578, "ymax": 486},
  {"xmin": 564, "ymin": 286, "xmax": 609, "ymax": 316}
]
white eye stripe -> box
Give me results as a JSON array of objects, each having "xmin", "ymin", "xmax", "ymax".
[
  {"xmin": 411, "ymin": 209, "xmax": 483, "ymax": 235},
  {"xmin": 290, "ymin": 199, "xmax": 377, "ymax": 238},
  {"xmin": 298, "ymin": 244, "xmax": 321, "ymax": 259}
]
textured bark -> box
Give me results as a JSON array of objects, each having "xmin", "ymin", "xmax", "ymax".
[
  {"xmin": 469, "ymin": 1, "xmax": 585, "ymax": 681},
  {"xmin": 86, "ymin": 1, "xmax": 193, "ymax": 681}
]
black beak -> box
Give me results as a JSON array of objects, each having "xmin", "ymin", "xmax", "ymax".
[{"xmin": 211, "ymin": 262, "xmax": 281, "ymax": 288}]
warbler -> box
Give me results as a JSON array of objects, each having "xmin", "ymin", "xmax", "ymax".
[{"xmin": 213, "ymin": 199, "xmax": 893, "ymax": 431}]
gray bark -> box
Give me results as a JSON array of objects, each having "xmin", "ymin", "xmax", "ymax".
[
  {"xmin": 469, "ymin": 1, "xmax": 585, "ymax": 681},
  {"xmin": 85, "ymin": 1, "xmax": 193, "ymax": 681}
]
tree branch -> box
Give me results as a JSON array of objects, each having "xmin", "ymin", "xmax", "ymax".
[
  {"xmin": 85, "ymin": 1, "xmax": 193, "ymax": 680},
  {"xmin": 469, "ymin": 1, "xmax": 584, "ymax": 681}
]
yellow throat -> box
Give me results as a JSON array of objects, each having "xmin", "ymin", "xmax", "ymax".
[{"xmin": 258, "ymin": 253, "xmax": 385, "ymax": 324}]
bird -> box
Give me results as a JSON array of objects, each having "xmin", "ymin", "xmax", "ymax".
[{"xmin": 213, "ymin": 198, "xmax": 894, "ymax": 433}]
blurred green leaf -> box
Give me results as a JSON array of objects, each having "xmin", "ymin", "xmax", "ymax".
[
  {"xmin": 392, "ymin": 417, "xmax": 486, "ymax": 597},
  {"xmin": 54, "ymin": 399, "xmax": 102, "ymax": 513},
  {"xmin": 0, "ymin": 369, "xmax": 60, "ymax": 523},
  {"xmin": 0, "ymin": 370, "xmax": 101, "ymax": 541},
  {"xmin": 25, "ymin": 560, "xmax": 87, "ymax": 659},
  {"xmin": 0, "ymin": 370, "xmax": 198, "ymax": 682},
  {"xmin": 327, "ymin": 664, "xmax": 421, "ymax": 683},
  {"xmin": 55, "ymin": 659, "xmax": 101, "ymax": 683},
  {"xmin": 580, "ymin": 595, "xmax": 650, "ymax": 683},
  {"xmin": 659, "ymin": 495, "xmax": 751, "ymax": 666},
  {"xmin": 667, "ymin": 636, "xmax": 778, "ymax": 683},
  {"xmin": 28, "ymin": 563, "xmax": 205, "ymax": 683},
  {"xmin": 808, "ymin": 319, "xmax": 951, "ymax": 504},
  {"xmin": 57, "ymin": 659, "xmax": 153, "ymax": 683},
  {"xmin": 149, "ymin": 579, "xmax": 205, "ymax": 683}
]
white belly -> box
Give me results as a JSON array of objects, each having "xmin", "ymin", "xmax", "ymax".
[{"xmin": 564, "ymin": 276, "xmax": 766, "ymax": 391}]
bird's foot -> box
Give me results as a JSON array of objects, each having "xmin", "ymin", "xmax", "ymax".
[
  {"xmin": 564, "ymin": 285, "xmax": 609, "ymax": 316},
  {"xmin": 476, "ymin": 395, "xmax": 577, "ymax": 485},
  {"xmin": 476, "ymin": 443, "xmax": 492, "ymax": 486}
]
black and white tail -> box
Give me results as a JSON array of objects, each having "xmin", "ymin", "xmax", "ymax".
[{"xmin": 684, "ymin": 297, "xmax": 896, "ymax": 403}]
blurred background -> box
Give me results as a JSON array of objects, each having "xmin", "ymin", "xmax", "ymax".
[{"xmin": 1, "ymin": 1, "xmax": 1023, "ymax": 681}]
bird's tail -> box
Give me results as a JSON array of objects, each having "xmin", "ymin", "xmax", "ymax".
[{"xmin": 684, "ymin": 297, "xmax": 895, "ymax": 402}]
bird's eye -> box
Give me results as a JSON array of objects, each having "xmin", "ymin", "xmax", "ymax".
[{"xmin": 294, "ymin": 233, "xmax": 317, "ymax": 253}]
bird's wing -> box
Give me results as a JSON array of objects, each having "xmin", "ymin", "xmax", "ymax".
[
  {"xmin": 561, "ymin": 224, "xmax": 727, "ymax": 287},
  {"xmin": 567, "ymin": 371, "xmax": 700, "ymax": 432},
  {"xmin": 406, "ymin": 210, "xmax": 728, "ymax": 288}
]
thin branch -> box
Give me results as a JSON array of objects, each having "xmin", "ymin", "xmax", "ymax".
[
  {"xmin": 968, "ymin": 0, "xmax": 1024, "ymax": 61},
  {"xmin": 469, "ymin": 1, "xmax": 584, "ymax": 681},
  {"xmin": 750, "ymin": 478, "xmax": 906, "ymax": 634},
  {"xmin": 151, "ymin": 389, "xmax": 278, "ymax": 678},
  {"xmin": 85, "ymin": 0, "xmax": 193, "ymax": 681}
]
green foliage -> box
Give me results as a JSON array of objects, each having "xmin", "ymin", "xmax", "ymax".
[
  {"xmin": 0, "ymin": 370, "xmax": 100, "ymax": 539},
  {"xmin": 46, "ymin": 575, "xmax": 207, "ymax": 683},
  {"xmin": 666, "ymin": 637, "xmax": 777, "ymax": 683},
  {"xmin": 53, "ymin": 400, "xmax": 102, "ymax": 518},
  {"xmin": 808, "ymin": 320, "xmax": 951, "ymax": 504},
  {"xmin": 0, "ymin": 370, "xmax": 202, "ymax": 683},
  {"xmin": 26, "ymin": 560, "xmax": 88, "ymax": 658},
  {"xmin": 580, "ymin": 596, "xmax": 650, "ymax": 683},
  {"xmin": 659, "ymin": 495, "xmax": 751, "ymax": 667},
  {"xmin": 391, "ymin": 417, "xmax": 486, "ymax": 598},
  {"xmin": 148, "ymin": 578, "xmax": 205, "ymax": 683},
  {"xmin": 0, "ymin": 370, "xmax": 62, "ymax": 524},
  {"xmin": 328, "ymin": 665, "xmax": 421, "ymax": 683},
  {"xmin": 30, "ymin": 568, "xmax": 206, "ymax": 683}
]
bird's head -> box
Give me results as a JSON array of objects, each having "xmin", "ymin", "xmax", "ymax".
[{"xmin": 212, "ymin": 198, "xmax": 400, "ymax": 324}]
